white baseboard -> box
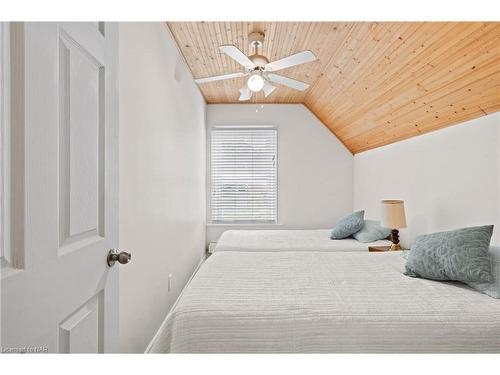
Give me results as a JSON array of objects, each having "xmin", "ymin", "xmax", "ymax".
[{"xmin": 144, "ymin": 253, "xmax": 207, "ymax": 353}]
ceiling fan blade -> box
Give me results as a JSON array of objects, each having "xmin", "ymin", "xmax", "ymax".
[
  {"xmin": 266, "ymin": 73, "xmax": 309, "ymax": 91},
  {"xmin": 219, "ymin": 45, "xmax": 256, "ymax": 69},
  {"xmin": 194, "ymin": 72, "xmax": 246, "ymax": 84},
  {"xmin": 264, "ymin": 50, "xmax": 316, "ymax": 72},
  {"xmin": 238, "ymin": 87, "xmax": 252, "ymax": 101},
  {"xmin": 263, "ymin": 80, "xmax": 276, "ymax": 97}
]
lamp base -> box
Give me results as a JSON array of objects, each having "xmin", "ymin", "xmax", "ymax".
[{"xmin": 390, "ymin": 229, "xmax": 401, "ymax": 251}]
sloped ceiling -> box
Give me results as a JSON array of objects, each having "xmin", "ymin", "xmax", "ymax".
[{"xmin": 166, "ymin": 22, "xmax": 500, "ymax": 153}]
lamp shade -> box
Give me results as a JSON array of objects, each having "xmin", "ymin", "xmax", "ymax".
[{"xmin": 381, "ymin": 200, "xmax": 407, "ymax": 229}]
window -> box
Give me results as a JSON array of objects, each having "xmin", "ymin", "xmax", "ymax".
[{"xmin": 210, "ymin": 126, "xmax": 277, "ymax": 224}]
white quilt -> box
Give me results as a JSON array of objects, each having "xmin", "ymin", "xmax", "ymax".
[
  {"xmin": 149, "ymin": 251, "xmax": 500, "ymax": 353},
  {"xmin": 213, "ymin": 229, "xmax": 391, "ymax": 253}
]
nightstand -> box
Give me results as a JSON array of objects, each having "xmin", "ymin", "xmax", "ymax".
[
  {"xmin": 369, "ymin": 245, "xmax": 397, "ymax": 252},
  {"xmin": 207, "ymin": 241, "xmax": 217, "ymax": 254}
]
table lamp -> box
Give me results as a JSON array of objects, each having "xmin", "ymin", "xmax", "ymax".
[{"xmin": 381, "ymin": 200, "xmax": 407, "ymax": 251}]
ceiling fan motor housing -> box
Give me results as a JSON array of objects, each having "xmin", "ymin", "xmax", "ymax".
[{"xmin": 250, "ymin": 54, "xmax": 269, "ymax": 69}]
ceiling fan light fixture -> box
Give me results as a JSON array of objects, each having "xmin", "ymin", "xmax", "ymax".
[{"xmin": 247, "ymin": 72, "xmax": 264, "ymax": 92}]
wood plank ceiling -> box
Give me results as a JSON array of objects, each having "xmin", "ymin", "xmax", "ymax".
[{"xmin": 167, "ymin": 22, "xmax": 500, "ymax": 153}]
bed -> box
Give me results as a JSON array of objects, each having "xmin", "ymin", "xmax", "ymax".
[
  {"xmin": 148, "ymin": 250, "xmax": 500, "ymax": 353},
  {"xmin": 212, "ymin": 229, "xmax": 392, "ymax": 253}
]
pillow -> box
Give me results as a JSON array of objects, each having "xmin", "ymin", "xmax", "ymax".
[
  {"xmin": 353, "ymin": 220, "xmax": 391, "ymax": 243},
  {"xmin": 404, "ymin": 225, "xmax": 493, "ymax": 283},
  {"xmin": 467, "ymin": 246, "xmax": 500, "ymax": 298},
  {"xmin": 330, "ymin": 210, "xmax": 365, "ymax": 240}
]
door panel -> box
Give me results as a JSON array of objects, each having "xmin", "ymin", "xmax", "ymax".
[
  {"xmin": 1, "ymin": 22, "xmax": 119, "ymax": 353},
  {"xmin": 58, "ymin": 27, "xmax": 105, "ymax": 251},
  {"xmin": 59, "ymin": 291, "xmax": 103, "ymax": 353}
]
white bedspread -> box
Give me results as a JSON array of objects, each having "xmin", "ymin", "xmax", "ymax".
[
  {"xmin": 213, "ymin": 229, "xmax": 391, "ymax": 253},
  {"xmin": 149, "ymin": 251, "xmax": 500, "ymax": 353}
]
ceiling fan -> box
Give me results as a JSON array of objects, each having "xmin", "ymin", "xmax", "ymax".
[{"xmin": 194, "ymin": 32, "xmax": 317, "ymax": 101}]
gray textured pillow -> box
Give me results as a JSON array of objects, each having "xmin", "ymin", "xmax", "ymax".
[
  {"xmin": 405, "ymin": 225, "xmax": 493, "ymax": 283},
  {"xmin": 331, "ymin": 211, "xmax": 365, "ymax": 240},
  {"xmin": 467, "ymin": 246, "xmax": 500, "ymax": 298},
  {"xmin": 353, "ymin": 220, "xmax": 391, "ymax": 243}
]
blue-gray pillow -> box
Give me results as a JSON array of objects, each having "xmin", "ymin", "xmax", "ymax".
[
  {"xmin": 331, "ymin": 211, "xmax": 365, "ymax": 240},
  {"xmin": 353, "ymin": 220, "xmax": 391, "ymax": 243},
  {"xmin": 467, "ymin": 246, "xmax": 500, "ymax": 298},
  {"xmin": 404, "ymin": 225, "xmax": 493, "ymax": 283}
]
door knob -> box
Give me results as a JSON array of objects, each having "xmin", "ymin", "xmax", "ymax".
[{"xmin": 107, "ymin": 249, "xmax": 131, "ymax": 267}]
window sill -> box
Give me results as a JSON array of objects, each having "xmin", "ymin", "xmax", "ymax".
[
  {"xmin": 1, "ymin": 257, "xmax": 23, "ymax": 280},
  {"xmin": 206, "ymin": 223, "xmax": 284, "ymax": 227}
]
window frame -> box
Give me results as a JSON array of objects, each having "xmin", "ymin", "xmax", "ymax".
[{"xmin": 207, "ymin": 124, "xmax": 278, "ymax": 225}]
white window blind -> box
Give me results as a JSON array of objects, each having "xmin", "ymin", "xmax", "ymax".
[{"xmin": 210, "ymin": 126, "xmax": 277, "ymax": 223}]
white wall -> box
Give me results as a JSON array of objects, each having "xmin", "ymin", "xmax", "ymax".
[
  {"xmin": 206, "ymin": 104, "xmax": 353, "ymax": 243},
  {"xmin": 119, "ymin": 23, "xmax": 206, "ymax": 353},
  {"xmin": 354, "ymin": 113, "xmax": 500, "ymax": 248}
]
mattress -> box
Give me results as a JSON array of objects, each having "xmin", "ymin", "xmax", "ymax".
[
  {"xmin": 213, "ymin": 229, "xmax": 392, "ymax": 253},
  {"xmin": 149, "ymin": 251, "xmax": 500, "ymax": 353}
]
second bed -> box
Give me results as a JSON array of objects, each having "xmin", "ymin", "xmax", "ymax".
[{"xmin": 212, "ymin": 229, "xmax": 391, "ymax": 253}]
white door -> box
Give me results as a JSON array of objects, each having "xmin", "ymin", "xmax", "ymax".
[{"xmin": 1, "ymin": 22, "xmax": 121, "ymax": 353}]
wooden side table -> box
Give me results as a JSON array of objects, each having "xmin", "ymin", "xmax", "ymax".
[{"xmin": 368, "ymin": 245, "xmax": 396, "ymax": 252}]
